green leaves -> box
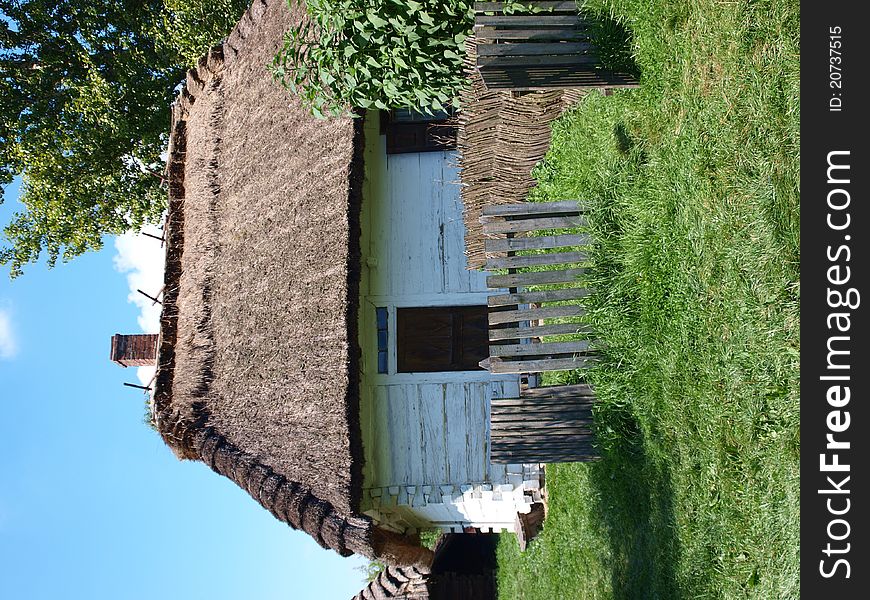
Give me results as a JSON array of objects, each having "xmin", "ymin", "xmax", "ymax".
[
  {"xmin": 0, "ymin": 0, "xmax": 211, "ymax": 277},
  {"xmin": 272, "ymin": 0, "xmax": 473, "ymax": 117}
]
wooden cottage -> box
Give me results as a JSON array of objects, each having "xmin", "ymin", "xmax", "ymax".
[{"xmin": 138, "ymin": 0, "xmax": 556, "ymax": 568}]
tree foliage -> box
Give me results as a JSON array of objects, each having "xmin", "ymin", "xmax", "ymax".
[
  {"xmin": 0, "ymin": 1, "xmax": 181, "ymax": 277},
  {"xmin": 162, "ymin": 0, "xmax": 250, "ymax": 66},
  {"xmin": 0, "ymin": 0, "xmax": 246, "ymax": 278},
  {"xmin": 273, "ymin": 0, "xmax": 474, "ymax": 117}
]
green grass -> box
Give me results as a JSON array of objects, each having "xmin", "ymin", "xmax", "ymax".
[{"xmin": 496, "ymin": 0, "xmax": 799, "ymax": 598}]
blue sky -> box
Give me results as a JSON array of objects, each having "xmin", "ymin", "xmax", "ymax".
[{"xmin": 0, "ymin": 179, "xmax": 368, "ymax": 599}]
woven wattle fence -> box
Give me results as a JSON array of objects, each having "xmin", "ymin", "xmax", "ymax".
[{"xmin": 457, "ymin": 35, "xmax": 584, "ymax": 269}]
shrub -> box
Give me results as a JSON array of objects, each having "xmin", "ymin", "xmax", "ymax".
[{"xmin": 272, "ymin": 0, "xmax": 475, "ymax": 117}]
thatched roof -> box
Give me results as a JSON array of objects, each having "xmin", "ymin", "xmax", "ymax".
[
  {"xmin": 353, "ymin": 567, "xmax": 431, "ymax": 600},
  {"xmin": 458, "ymin": 37, "xmax": 585, "ymax": 268},
  {"xmin": 152, "ymin": 0, "xmax": 429, "ymax": 566},
  {"xmin": 351, "ymin": 535, "xmax": 498, "ymax": 600}
]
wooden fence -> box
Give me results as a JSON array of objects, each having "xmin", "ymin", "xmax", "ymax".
[
  {"xmin": 491, "ymin": 384, "xmax": 598, "ymax": 463},
  {"xmin": 481, "ymin": 200, "xmax": 593, "ymax": 375},
  {"xmin": 474, "ymin": 1, "xmax": 639, "ymax": 90}
]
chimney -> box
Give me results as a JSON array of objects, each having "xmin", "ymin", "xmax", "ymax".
[{"xmin": 110, "ymin": 334, "xmax": 159, "ymax": 368}]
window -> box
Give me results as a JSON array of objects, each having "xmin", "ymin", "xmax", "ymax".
[
  {"xmin": 382, "ymin": 108, "xmax": 457, "ymax": 154},
  {"xmin": 375, "ymin": 307, "xmax": 388, "ymax": 374},
  {"xmin": 396, "ymin": 306, "xmax": 488, "ymax": 373}
]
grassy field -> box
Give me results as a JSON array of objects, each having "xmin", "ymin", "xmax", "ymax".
[{"xmin": 495, "ymin": 0, "xmax": 800, "ymax": 598}]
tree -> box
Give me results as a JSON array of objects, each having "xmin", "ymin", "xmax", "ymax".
[
  {"xmin": 0, "ymin": 1, "xmax": 250, "ymax": 278},
  {"xmin": 0, "ymin": 0, "xmax": 182, "ymax": 277}
]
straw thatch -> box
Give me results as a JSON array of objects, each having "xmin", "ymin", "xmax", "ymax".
[
  {"xmin": 351, "ymin": 534, "xmax": 498, "ymax": 600},
  {"xmin": 153, "ymin": 0, "xmax": 430, "ymax": 567},
  {"xmin": 353, "ymin": 567, "xmax": 431, "ymax": 600},
  {"xmin": 457, "ymin": 37, "xmax": 586, "ymax": 269}
]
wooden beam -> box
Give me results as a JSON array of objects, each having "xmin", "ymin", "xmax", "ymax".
[
  {"xmin": 486, "ymin": 267, "xmax": 585, "ymax": 288},
  {"xmin": 123, "ymin": 382, "xmax": 152, "ymax": 391},
  {"xmin": 485, "ymin": 233, "xmax": 589, "ymax": 253},
  {"xmin": 486, "ymin": 250, "xmax": 588, "ymax": 270},
  {"xmin": 488, "ymin": 322, "xmax": 591, "ymax": 341},
  {"xmin": 489, "ymin": 304, "xmax": 584, "ymax": 325}
]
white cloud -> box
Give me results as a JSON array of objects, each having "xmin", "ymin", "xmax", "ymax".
[
  {"xmin": 0, "ymin": 308, "xmax": 16, "ymax": 359},
  {"xmin": 113, "ymin": 223, "xmax": 166, "ymax": 386}
]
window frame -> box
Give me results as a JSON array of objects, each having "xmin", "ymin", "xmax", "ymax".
[{"xmin": 380, "ymin": 109, "xmax": 458, "ymax": 155}]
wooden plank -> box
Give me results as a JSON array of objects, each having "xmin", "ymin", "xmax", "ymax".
[
  {"xmin": 491, "ymin": 397, "xmax": 596, "ymax": 409},
  {"xmin": 479, "ymin": 66, "xmax": 640, "ymax": 89},
  {"xmin": 491, "ymin": 442, "xmax": 595, "ymax": 453},
  {"xmin": 491, "ymin": 406, "xmax": 594, "ymax": 429},
  {"xmin": 487, "ymin": 356, "xmax": 592, "ymax": 373},
  {"xmin": 492, "ymin": 419, "xmax": 593, "ymax": 431},
  {"xmin": 488, "ymin": 321, "xmax": 590, "ymax": 341},
  {"xmin": 492, "ymin": 449, "xmax": 598, "ymax": 458},
  {"xmin": 419, "ymin": 384, "xmax": 449, "ymax": 486},
  {"xmin": 491, "ymin": 442, "xmax": 597, "ymax": 454},
  {"xmin": 492, "ymin": 423, "xmax": 593, "ymax": 434},
  {"xmin": 488, "ymin": 287, "xmax": 589, "ymax": 307},
  {"xmin": 478, "ymin": 54, "xmax": 599, "ymax": 69},
  {"xmin": 481, "ymin": 200, "xmax": 580, "ymax": 216},
  {"xmin": 491, "ymin": 409, "xmax": 595, "ymax": 423},
  {"xmin": 481, "ymin": 215, "xmax": 585, "ymax": 234},
  {"xmin": 493, "ymin": 399, "xmax": 595, "ymax": 410},
  {"xmin": 445, "ymin": 383, "xmax": 469, "ymax": 484},
  {"xmin": 486, "ymin": 267, "xmax": 585, "ymax": 288},
  {"xmin": 491, "ymin": 437, "xmax": 597, "ymax": 448},
  {"xmin": 491, "ymin": 412, "xmax": 593, "ymax": 425},
  {"xmin": 521, "ymin": 384, "xmax": 594, "ymax": 398},
  {"xmin": 475, "ymin": 27, "xmax": 589, "ymax": 41},
  {"xmin": 490, "ymin": 340, "xmax": 590, "ymax": 357},
  {"xmin": 474, "ymin": 1, "xmax": 579, "ymax": 13},
  {"xmin": 476, "ymin": 15, "xmax": 583, "ymax": 27},
  {"xmin": 477, "ymin": 42, "xmax": 592, "ymax": 57},
  {"xmin": 494, "ymin": 397, "xmax": 595, "ymax": 407},
  {"xmin": 485, "ymin": 233, "xmax": 589, "ymax": 253},
  {"xmin": 492, "ymin": 449, "xmax": 597, "ymax": 461},
  {"xmin": 493, "ymin": 456, "xmax": 599, "ymax": 464},
  {"xmin": 486, "ymin": 250, "xmax": 588, "ymax": 270},
  {"xmin": 489, "ymin": 304, "xmax": 584, "ymax": 325},
  {"xmin": 466, "ymin": 383, "xmax": 488, "ymax": 482}
]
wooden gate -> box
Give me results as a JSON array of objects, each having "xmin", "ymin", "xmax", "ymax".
[
  {"xmin": 481, "ymin": 200, "xmax": 593, "ymax": 375},
  {"xmin": 474, "ymin": 1, "xmax": 639, "ymax": 90},
  {"xmin": 491, "ymin": 384, "xmax": 598, "ymax": 463},
  {"xmin": 481, "ymin": 200, "xmax": 599, "ymax": 464}
]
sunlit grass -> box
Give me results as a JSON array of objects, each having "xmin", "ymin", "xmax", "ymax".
[{"xmin": 496, "ymin": 0, "xmax": 799, "ymax": 597}]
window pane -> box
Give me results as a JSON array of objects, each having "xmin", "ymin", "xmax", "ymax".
[{"xmin": 376, "ymin": 307, "xmax": 388, "ymax": 329}]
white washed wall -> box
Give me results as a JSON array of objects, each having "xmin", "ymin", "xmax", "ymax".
[{"xmin": 358, "ymin": 112, "xmax": 540, "ymax": 533}]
